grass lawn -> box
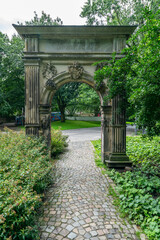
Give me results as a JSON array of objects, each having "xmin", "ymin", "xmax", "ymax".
[{"xmin": 51, "ymin": 120, "xmax": 101, "ymax": 130}]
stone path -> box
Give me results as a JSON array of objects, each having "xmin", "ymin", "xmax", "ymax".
[{"xmin": 38, "ymin": 141, "xmax": 139, "ymax": 240}]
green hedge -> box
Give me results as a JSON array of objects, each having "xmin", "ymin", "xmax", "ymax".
[
  {"xmin": 0, "ymin": 128, "xmax": 68, "ymax": 240},
  {"xmin": 92, "ymin": 136, "xmax": 160, "ymax": 240}
]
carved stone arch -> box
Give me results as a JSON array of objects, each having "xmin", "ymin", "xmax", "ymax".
[
  {"xmin": 41, "ymin": 70, "xmax": 102, "ymax": 106},
  {"xmin": 13, "ymin": 25, "xmax": 136, "ymax": 168}
]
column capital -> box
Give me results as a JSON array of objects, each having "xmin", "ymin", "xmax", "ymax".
[{"xmin": 24, "ymin": 58, "xmax": 41, "ymax": 66}]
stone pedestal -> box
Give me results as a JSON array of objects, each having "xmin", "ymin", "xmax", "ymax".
[{"xmin": 105, "ymin": 95, "xmax": 132, "ymax": 168}]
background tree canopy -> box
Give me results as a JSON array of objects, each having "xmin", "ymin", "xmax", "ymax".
[
  {"xmin": 80, "ymin": 0, "xmax": 160, "ymax": 25},
  {"xmin": 52, "ymin": 83, "xmax": 101, "ymax": 122},
  {"xmin": 0, "ymin": 12, "xmax": 63, "ymax": 121},
  {"xmin": 17, "ymin": 11, "xmax": 63, "ymax": 26},
  {"xmin": 0, "ymin": 33, "xmax": 24, "ymax": 120},
  {"xmin": 52, "ymin": 82, "xmax": 82, "ymax": 122},
  {"xmin": 94, "ymin": 8, "xmax": 160, "ymax": 136},
  {"xmin": 81, "ymin": 1, "xmax": 160, "ymax": 136}
]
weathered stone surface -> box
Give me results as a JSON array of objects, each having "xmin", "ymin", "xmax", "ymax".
[{"xmin": 13, "ymin": 25, "xmax": 136, "ymax": 168}]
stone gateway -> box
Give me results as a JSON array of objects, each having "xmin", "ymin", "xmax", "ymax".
[{"xmin": 13, "ymin": 25, "xmax": 136, "ymax": 168}]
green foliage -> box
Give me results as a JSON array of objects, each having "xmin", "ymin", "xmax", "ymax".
[
  {"xmin": 127, "ymin": 136, "xmax": 160, "ymax": 176},
  {"xmin": 0, "ymin": 11, "xmax": 63, "ymax": 120},
  {"xmin": 108, "ymin": 169, "xmax": 160, "ymax": 240},
  {"xmin": 92, "ymin": 139, "xmax": 105, "ymax": 168},
  {"xmin": 92, "ymin": 136, "xmax": 160, "ymax": 239},
  {"xmin": 18, "ymin": 11, "xmax": 63, "ymax": 25},
  {"xmin": 0, "ymin": 129, "xmax": 53, "ymax": 239},
  {"xmin": 73, "ymin": 84, "xmax": 101, "ymax": 116},
  {"xmin": 94, "ymin": 8, "xmax": 160, "ymax": 135},
  {"xmin": 51, "ymin": 129, "xmax": 68, "ymax": 157},
  {"xmin": 0, "ymin": 32, "xmax": 24, "ymax": 118},
  {"xmin": 52, "ymin": 83, "xmax": 101, "ymax": 119},
  {"xmin": 80, "ymin": 0, "xmax": 159, "ymax": 25},
  {"xmin": 52, "ymin": 82, "xmax": 82, "ymax": 122}
]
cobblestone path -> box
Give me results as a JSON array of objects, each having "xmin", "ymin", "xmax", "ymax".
[{"xmin": 39, "ymin": 141, "xmax": 139, "ymax": 240}]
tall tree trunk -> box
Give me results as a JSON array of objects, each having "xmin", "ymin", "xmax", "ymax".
[{"xmin": 61, "ymin": 109, "xmax": 65, "ymax": 122}]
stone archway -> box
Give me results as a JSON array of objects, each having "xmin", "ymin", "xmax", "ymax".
[{"xmin": 13, "ymin": 25, "xmax": 136, "ymax": 168}]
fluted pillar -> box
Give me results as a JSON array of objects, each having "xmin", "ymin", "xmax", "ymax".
[
  {"xmin": 105, "ymin": 95, "xmax": 132, "ymax": 168},
  {"xmin": 25, "ymin": 60, "xmax": 40, "ymax": 136}
]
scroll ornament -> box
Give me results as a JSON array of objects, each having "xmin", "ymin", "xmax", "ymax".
[
  {"xmin": 68, "ymin": 62, "xmax": 84, "ymax": 80},
  {"xmin": 43, "ymin": 62, "xmax": 57, "ymax": 90}
]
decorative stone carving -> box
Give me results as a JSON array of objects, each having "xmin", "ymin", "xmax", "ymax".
[
  {"xmin": 43, "ymin": 62, "xmax": 57, "ymax": 90},
  {"xmin": 68, "ymin": 62, "xmax": 84, "ymax": 80},
  {"xmin": 43, "ymin": 62, "xmax": 57, "ymax": 79},
  {"xmin": 45, "ymin": 79, "xmax": 57, "ymax": 90},
  {"xmin": 41, "ymin": 115, "xmax": 50, "ymax": 130}
]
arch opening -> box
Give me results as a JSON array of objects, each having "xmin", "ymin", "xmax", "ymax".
[{"xmin": 51, "ymin": 81, "xmax": 101, "ymax": 123}]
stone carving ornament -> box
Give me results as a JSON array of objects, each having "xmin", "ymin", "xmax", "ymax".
[
  {"xmin": 68, "ymin": 62, "xmax": 84, "ymax": 80},
  {"xmin": 45, "ymin": 79, "xmax": 57, "ymax": 90},
  {"xmin": 43, "ymin": 62, "xmax": 57, "ymax": 90},
  {"xmin": 41, "ymin": 115, "xmax": 50, "ymax": 130},
  {"xmin": 43, "ymin": 62, "xmax": 57, "ymax": 79}
]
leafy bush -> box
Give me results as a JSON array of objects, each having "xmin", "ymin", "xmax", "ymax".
[
  {"xmin": 51, "ymin": 128, "xmax": 68, "ymax": 157},
  {"xmin": 127, "ymin": 136, "xmax": 160, "ymax": 176},
  {"xmin": 0, "ymin": 128, "xmax": 68, "ymax": 240},
  {"xmin": 92, "ymin": 136, "xmax": 160, "ymax": 240}
]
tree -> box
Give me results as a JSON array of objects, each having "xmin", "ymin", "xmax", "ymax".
[
  {"xmin": 52, "ymin": 82, "xmax": 82, "ymax": 122},
  {"xmin": 73, "ymin": 84, "xmax": 101, "ymax": 116},
  {"xmin": 0, "ymin": 12, "xmax": 63, "ymax": 121},
  {"xmin": 94, "ymin": 8, "xmax": 160, "ymax": 135},
  {"xmin": 80, "ymin": 0, "xmax": 159, "ymax": 25},
  {"xmin": 0, "ymin": 32, "xmax": 24, "ymax": 119},
  {"xmin": 18, "ymin": 11, "xmax": 63, "ymax": 26}
]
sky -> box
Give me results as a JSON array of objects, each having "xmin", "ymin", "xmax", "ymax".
[{"xmin": 0, "ymin": 0, "xmax": 87, "ymax": 38}]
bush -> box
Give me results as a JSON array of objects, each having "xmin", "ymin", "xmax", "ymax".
[
  {"xmin": 51, "ymin": 128, "xmax": 68, "ymax": 157},
  {"xmin": 0, "ymin": 128, "xmax": 68, "ymax": 240},
  {"xmin": 127, "ymin": 136, "xmax": 160, "ymax": 176},
  {"xmin": 92, "ymin": 136, "xmax": 160, "ymax": 240}
]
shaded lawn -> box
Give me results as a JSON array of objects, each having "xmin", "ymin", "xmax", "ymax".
[{"xmin": 51, "ymin": 120, "xmax": 101, "ymax": 130}]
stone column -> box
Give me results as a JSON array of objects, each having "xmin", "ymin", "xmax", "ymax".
[
  {"xmin": 101, "ymin": 105, "xmax": 112, "ymax": 163},
  {"xmin": 105, "ymin": 95, "xmax": 132, "ymax": 168},
  {"xmin": 24, "ymin": 59, "xmax": 40, "ymax": 136}
]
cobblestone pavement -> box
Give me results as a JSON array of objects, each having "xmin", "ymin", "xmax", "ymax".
[{"xmin": 38, "ymin": 141, "xmax": 139, "ymax": 240}]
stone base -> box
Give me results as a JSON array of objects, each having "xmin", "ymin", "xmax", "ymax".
[
  {"xmin": 25, "ymin": 126, "xmax": 39, "ymax": 136},
  {"xmin": 105, "ymin": 153, "xmax": 132, "ymax": 168}
]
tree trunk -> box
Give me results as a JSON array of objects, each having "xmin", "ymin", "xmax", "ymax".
[{"xmin": 61, "ymin": 110, "xmax": 65, "ymax": 122}]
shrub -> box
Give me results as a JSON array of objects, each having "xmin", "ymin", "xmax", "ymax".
[
  {"xmin": 126, "ymin": 136, "xmax": 160, "ymax": 176},
  {"xmin": 92, "ymin": 136, "xmax": 160, "ymax": 240},
  {"xmin": 51, "ymin": 128, "xmax": 68, "ymax": 157},
  {"xmin": 0, "ymin": 128, "xmax": 68, "ymax": 240}
]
